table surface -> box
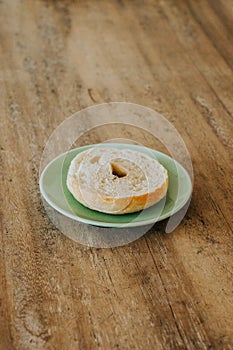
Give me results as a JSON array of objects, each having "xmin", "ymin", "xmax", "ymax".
[{"xmin": 0, "ymin": 1, "xmax": 232, "ymax": 349}]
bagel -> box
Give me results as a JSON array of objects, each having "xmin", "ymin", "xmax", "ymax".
[{"xmin": 66, "ymin": 147, "xmax": 168, "ymax": 214}]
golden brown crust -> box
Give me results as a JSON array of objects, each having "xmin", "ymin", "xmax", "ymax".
[{"xmin": 68, "ymin": 173, "xmax": 168, "ymax": 214}]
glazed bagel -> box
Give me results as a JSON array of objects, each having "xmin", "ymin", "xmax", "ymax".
[{"xmin": 66, "ymin": 147, "xmax": 168, "ymax": 214}]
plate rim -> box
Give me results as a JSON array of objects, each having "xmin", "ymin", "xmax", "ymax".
[{"xmin": 39, "ymin": 143, "xmax": 193, "ymax": 228}]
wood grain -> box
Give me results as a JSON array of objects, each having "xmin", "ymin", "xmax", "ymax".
[{"xmin": 0, "ymin": 0, "xmax": 232, "ymax": 349}]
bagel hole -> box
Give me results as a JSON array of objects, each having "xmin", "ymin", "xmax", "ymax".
[{"xmin": 111, "ymin": 162, "xmax": 127, "ymax": 178}]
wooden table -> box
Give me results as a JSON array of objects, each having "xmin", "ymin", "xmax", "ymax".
[{"xmin": 0, "ymin": 1, "xmax": 232, "ymax": 349}]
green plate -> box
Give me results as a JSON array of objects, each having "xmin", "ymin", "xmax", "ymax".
[{"xmin": 39, "ymin": 143, "xmax": 192, "ymax": 228}]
